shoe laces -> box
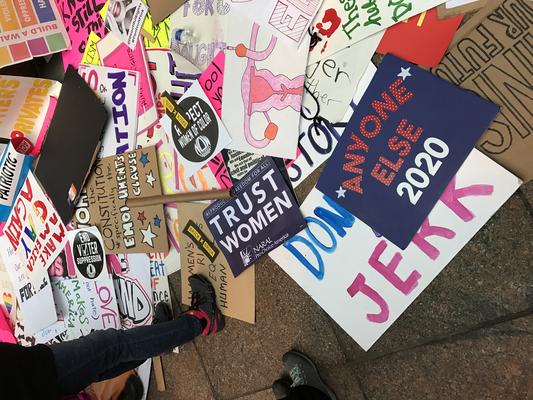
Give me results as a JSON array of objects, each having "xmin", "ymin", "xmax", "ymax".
[
  {"xmin": 190, "ymin": 290, "xmax": 211, "ymax": 309},
  {"xmin": 289, "ymin": 365, "xmax": 307, "ymax": 387}
]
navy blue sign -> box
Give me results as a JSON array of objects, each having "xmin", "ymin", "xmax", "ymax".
[
  {"xmin": 204, "ymin": 157, "xmax": 306, "ymax": 277},
  {"xmin": 316, "ymin": 54, "xmax": 499, "ymax": 249}
]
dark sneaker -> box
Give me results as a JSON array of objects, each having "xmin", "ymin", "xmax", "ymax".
[
  {"xmin": 282, "ymin": 351, "xmax": 337, "ymax": 400},
  {"xmin": 117, "ymin": 373, "xmax": 144, "ymax": 400},
  {"xmin": 153, "ymin": 301, "xmax": 172, "ymax": 324},
  {"xmin": 272, "ymin": 379, "xmax": 291, "ymax": 400},
  {"xmin": 183, "ymin": 274, "xmax": 224, "ymax": 336}
]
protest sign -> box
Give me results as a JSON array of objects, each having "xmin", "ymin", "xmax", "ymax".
[
  {"xmin": 0, "ymin": 0, "xmax": 69, "ymax": 68},
  {"xmin": 81, "ymin": 32, "xmax": 102, "ymax": 65},
  {"xmin": 0, "ymin": 75, "xmax": 61, "ymax": 156},
  {"xmin": 437, "ymin": 0, "xmax": 488, "ymax": 18},
  {"xmin": 0, "ymin": 310, "xmax": 15, "ymax": 343},
  {"xmin": 169, "ymin": 1, "xmax": 230, "ymax": 69},
  {"xmin": 113, "ymin": 254, "xmax": 153, "ymax": 328},
  {"xmin": 58, "ymin": 0, "xmax": 107, "ymax": 69},
  {"xmin": 433, "ymin": 0, "xmax": 533, "ymax": 182},
  {"xmin": 316, "ymin": 54, "xmax": 499, "ymax": 249},
  {"xmin": 179, "ymin": 202, "xmax": 255, "ymax": 323},
  {"xmin": 0, "ymin": 172, "xmax": 65, "ymax": 334},
  {"xmin": 0, "ymin": 143, "xmax": 33, "ymax": 222},
  {"xmin": 35, "ymin": 66, "xmax": 108, "ymax": 225},
  {"xmin": 308, "ymin": 0, "xmax": 445, "ymax": 64},
  {"xmin": 0, "ymin": 257, "xmax": 16, "ymax": 327},
  {"xmin": 223, "ymin": 150, "xmax": 264, "ymax": 184},
  {"xmin": 304, "ymin": 33, "xmax": 381, "ymax": 122},
  {"xmin": 377, "ymin": 7, "xmax": 462, "ymax": 68},
  {"xmin": 288, "ymin": 63, "xmax": 376, "ymax": 188},
  {"xmin": 223, "ymin": 14, "xmax": 309, "ymax": 159},
  {"xmin": 271, "ymin": 149, "xmax": 521, "ymax": 350},
  {"xmin": 76, "ymin": 146, "xmax": 169, "ymax": 253},
  {"xmin": 160, "ymin": 82, "xmax": 232, "ymax": 178},
  {"xmin": 149, "ymin": 253, "xmax": 172, "ymax": 309},
  {"xmin": 105, "ymin": 0, "xmax": 148, "ymax": 49},
  {"xmin": 204, "ymin": 157, "xmax": 306, "ymax": 277},
  {"xmin": 97, "ymin": 33, "xmax": 158, "ymax": 133},
  {"xmin": 78, "ymin": 65, "xmax": 139, "ymax": 157},
  {"xmin": 230, "ymin": 0, "xmax": 323, "ymax": 47},
  {"xmin": 199, "ymin": 51, "xmax": 225, "ymax": 117}
]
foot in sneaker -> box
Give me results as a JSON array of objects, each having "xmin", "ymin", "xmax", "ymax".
[
  {"xmin": 272, "ymin": 379, "xmax": 291, "ymax": 400},
  {"xmin": 282, "ymin": 351, "xmax": 337, "ymax": 400},
  {"xmin": 153, "ymin": 301, "xmax": 172, "ymax": 325},
  {"xmin": 182, "ymin": 274, "xmax": 224, "ymax": 336}
]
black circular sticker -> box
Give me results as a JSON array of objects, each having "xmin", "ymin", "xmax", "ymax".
[
  {"xmin": 73, "ymin": 230, "xmax": 104, "ymax": 280},
  {"xmin": 172, "ymin": 96, "xmax": 219, "ymax": 163}
]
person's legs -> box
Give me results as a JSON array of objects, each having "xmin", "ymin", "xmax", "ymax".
[{"xmin": 50, "ymin": 314, "xmax": 201, "ymax": 394}]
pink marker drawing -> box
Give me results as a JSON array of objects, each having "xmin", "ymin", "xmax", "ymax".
[{"xmin": 233, "ymin": 23, "xmax": 305, "ymax": 149}]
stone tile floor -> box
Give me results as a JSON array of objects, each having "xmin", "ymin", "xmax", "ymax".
[{"xmin": 148, "ymin": 173, "xmax": 533, "ymax": 400}]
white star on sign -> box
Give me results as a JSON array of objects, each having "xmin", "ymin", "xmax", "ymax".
[
  {"xmin": 141, "ymin": 224, "xmax": 157, "ymax": 247},
  {"xmin": 145, "ymin": 171, "xmax": 156, "ymax": 187},
  {"xmin": 398, "ymin": 67, "xmax": 411, "ymax": 80},
  {"xmin": 336, "ymin": 186, "xmax": 346, "ymax": 198}
]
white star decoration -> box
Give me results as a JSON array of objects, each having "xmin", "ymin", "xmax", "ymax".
[
  {"xmin": 141, "ymin": 224, "xmax": 157, "ymax": 247},
  {"xmin": 145, "ymin": 171, "xmax": 156, "ymax": 187},
  {"xmin": 336, "ymin": 186, "xmax": 346, "ymax": 198},
  {"xmin": 398, "ymin": 67, "xmax": 411, "ymax": 80}
]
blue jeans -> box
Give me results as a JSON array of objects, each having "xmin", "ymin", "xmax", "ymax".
[{"xmin": 49, "ymin": 314, "xmax": 202, "ymax": 395}]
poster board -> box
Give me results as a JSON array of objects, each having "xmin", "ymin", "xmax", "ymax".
[
  {"xmin": 270, "ymin": 149, "xmax": 521, "ymax": 350},
  {"xmin": 433, "ymin": 0, "xmax": 533, "ymax": 182}
]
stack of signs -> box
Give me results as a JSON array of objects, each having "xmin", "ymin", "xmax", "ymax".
[
  {"xmin": 0, "ymin": 172, "xmax": 67, "ymax": 334},
  {"xmin": 52, "ymin": 227, "xmax": 121, "ymax": 339},
  {"xmin": 316, "ymin": 55, "xmax": 499, "ymax": 249},
  {"xmin": 178, "ymin": 202, "xmax": 255, "ymax": 324},
  {"xmin": 223, "ymin": 12, "xmax": 309, "ymax": 159},
  {"xmin": 270, "ymin": 150, "xmax": 521, "ymax": 350},
  {"xmin": 0, "ymin": 143, "xmax": 33, "ymax": 222},
  {"xmin": 434, "ymin": 0, "xmax": 533, "ymax": 182},
  {"xmin": 0, "ymin": 0, "xmax": 69, "ymax": 68},
  {"xmin": 0, "ymin": 75, "xmax": 61, "ymax": 156},
  {"xmin": 204, "ymin": 157, "xmax": 306, "ymax": 277},
  {"xmin": 309, "ymin": 0, "xmax": 445, "ymax": 64},
  {"xmin": 78, "ymin": 65, "xmax": 139, "ymax": 157},
  {"xmin": 149, "ymin": 253, "xmax": 172, "ymax": 310},
  {"xmin": 105, "ymin": 0, "xmax": 148, "ymax": 49},
  {"xmin": 160, "ymin": 81, "xmax": 232, "ymax": 178},
  {"xmin": 75, "ymin": 146, "xmax": 168, "ymax": 254}
]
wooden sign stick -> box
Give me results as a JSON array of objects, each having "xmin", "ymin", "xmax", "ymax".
[{"xmin": 126, "ymin": 189, "xmax": 232, "ymax": 208}]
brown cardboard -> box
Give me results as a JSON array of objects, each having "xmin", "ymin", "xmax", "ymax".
[
  {"xmin": 448, "ymin": 1, "xmax": 504, "ymax": 47},
  {"xmin": 433, "ymin": 0, "xmax": 533, "ymax": 182},
  {"xmin": 179, "ymin": 202, "xmax": 255, "ymax": 324},
  {"xmin": 77, "ymin": 147, "xmax": 169, "ymax": 253},
  {"xmin": 147, "ymin": 0, "xmax": 186, "ymax": 25},
  {"xmin": 437, "ymin": 0, "xmax": 488, "ymax": 19}
]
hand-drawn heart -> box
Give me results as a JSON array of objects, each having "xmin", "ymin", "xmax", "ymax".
[{"xmin": 3, "ymin": 292, "xmax": 13, "ymax": 315}]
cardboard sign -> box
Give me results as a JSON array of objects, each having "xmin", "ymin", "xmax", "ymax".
[
  {"xmin": 437, "ymin": 0, "xmax": 488, "ymax": 18},
  {"xmin": 169, "ymin": 2, "xmax": 230, "ymax": 69},
  {"xmin": 105, "ymin": 0, "xmax": 148, "ymax": 49},
  {"xmin": 0, "ymin": 0, "xmax": 69, "ymax": 68},
  {"xmin": 113, "ymin": 254, "xmax": 153, "ymax": 328},
  {"xmin": 179, "ymin": 202, "xmax": 255, "ymax": 324},
  {"xmin": 377, "ymin": 7, "xmax": 462, "ymax": 68},
  {"xmin": 0, "ymin": 143, "xmax": 33, "ymax": 222},
  {"xmin": 433, "ymin": 0, "xmax": 533, "ymax": 182},
  {"xmin": 230, "ymin": 0, "xmax": 323, "ymax": 47},
  {"xmin": 308, "ymin": 0, "xmax": 445, "ymax": 64},
  {"xmin": 204, "ymin": 157, "xmax": 306, "ymax": 277},
  {"xmin": 288, "ymin": 63, "xmax": 376, "ymax": 188},
  {"xmin": 78, "ymin": 147, "xmax": 169, "ymax": 253},
  {"xmin": 317, "ymin": 54, "xmax": 499, "ymax": 249},
  {"xmin": 97, "ymin": 33, "xmax": 158, "ymax": 133},
  {"xmin": 271, "ymin": 149, "xmax": 521, "ymax": 350},
  {"xmin": 304, "ymin": 33, "xmax": 381, "ymax": 122},
  {"xmin": 0, "ymin": 172, "xmax": 64, "ymax": 334},
  {"xmin": 147, "ymin": 0, "xmax": 186, "ymax": 24},
  {"xmin": 223, "ymin": 14, "xmax": 309, "ymax": 158},
  {"xmin": 161, "ymin": 82, "xmax": 232, "ymax": 178},
  {"xmin": 58, "ymin": 0, "xmax": 107, "ymax": 69},
  {"xmin": 0, "ymin": 75, "xmax": 61, "ymax": 156},
  {"xmin": 78, "ymin": 65, "xmax": 140, "ymax": 157},
  {"xmin": 34, "ymin": 66, "xmax": 108, "ymax": 225}
]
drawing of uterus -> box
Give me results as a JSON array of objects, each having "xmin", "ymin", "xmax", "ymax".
[{"xmin": 233, "ymin": 22, "xmax": 304, "ymax": 148}]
